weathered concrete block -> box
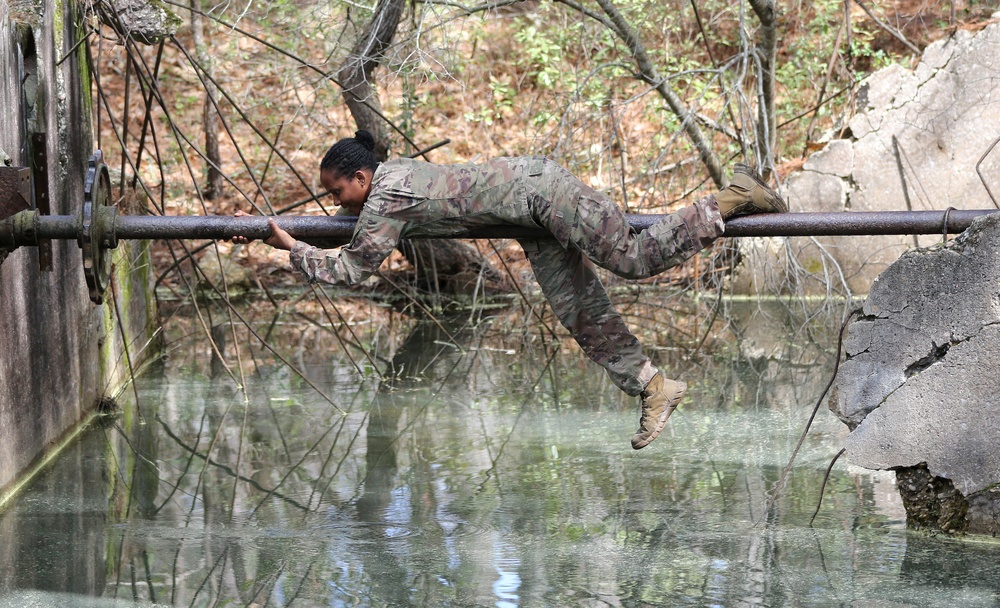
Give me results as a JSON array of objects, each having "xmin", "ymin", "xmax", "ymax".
[
  {"xmin": 802, "ymin": 139, "xmax": 854, "ymax": 177},
  {"xmin": 786, "ymin": 170, "xmax": 848, "ymax": 212},
  {"xmin": 737, "ymin": 19, "xmax": 1000, "ymax": 295},
  {"xmin": 831, "ymin": 213, "xmax": 1000, "ymax": 534}
]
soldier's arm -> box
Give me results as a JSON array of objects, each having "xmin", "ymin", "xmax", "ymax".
[{"xmin": 289, "ymin": 214, "xmax": 405, "ymax": 286}]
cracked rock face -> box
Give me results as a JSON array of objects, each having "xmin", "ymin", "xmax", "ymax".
[{"xmin": 831, "ymin": 213, "xmax": 1000, "ymax": 503}]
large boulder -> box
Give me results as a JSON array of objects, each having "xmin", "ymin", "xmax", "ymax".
[
  {"xmin": 830, "ymin": 213, "xmax": 1000, "ymax": 534},
  {"xmin": 737, "ymin": 18, "xmax": 1000, "ymax": 295}
]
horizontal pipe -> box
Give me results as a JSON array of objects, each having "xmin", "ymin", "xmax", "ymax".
[
  {"xmin": 96, "ymin": 209, "xmax": 1000, "ymax": 240},
  {"xmin": 2, "ymin": 210, "xmax": 997, "ymax": 247},
  {"xmin": 720, "ymin": 209, "xmax": 997, "ymax": 237}
]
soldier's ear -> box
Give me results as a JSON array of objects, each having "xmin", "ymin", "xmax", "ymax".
[{"xmin": 355, "ymin": 170, "xmax": 368, "ymax": 187}]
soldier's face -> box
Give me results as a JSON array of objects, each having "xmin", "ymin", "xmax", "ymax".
[{"xmin": 321, "ymin": 168, "xmax": 371, "ymax": 215}]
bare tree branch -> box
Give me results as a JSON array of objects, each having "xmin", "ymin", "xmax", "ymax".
[
  {"xmin": 559, "ymin": 0, "xmax": 725, "ymax": 187},
  {"xmin": 853, "ymin": 0, "xmax": 922, "ymax": 55}
]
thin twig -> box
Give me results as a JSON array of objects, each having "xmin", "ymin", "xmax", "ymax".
[
  {"xmin": 810, "ymin": 447, "xmax": 847, "ymax": 524},
  {"xmin": 853, "ymin": 0, "xmax": 922, "ymax": 55},
  {"xmin": 976, "ymin": 132, "xmax": 1000, "ymax": 209},
  {"xmin": 757, "ymin": 306, "xmax": 861, "ymax": 525}
]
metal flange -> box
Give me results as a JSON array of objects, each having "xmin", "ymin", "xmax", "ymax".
[
  {"xmin": 0, "ymin": 166, "xmax": 31, "ymax": 221},
  {"xmin": 80, "ymin": 151, "xmax": 118, "ymax": 304}
]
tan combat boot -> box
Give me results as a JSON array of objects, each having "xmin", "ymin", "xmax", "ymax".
[
  {"xmin": 631, "ymin": 373, "xmax": 686, "ymax": 450},
  {"xmin": 715, "ymin": 163, "xmax": 788, "ymax": 219}
]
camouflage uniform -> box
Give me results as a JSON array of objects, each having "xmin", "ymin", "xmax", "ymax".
[{"xmin": 290, "ymin": 156, "xmax": 725, "ymax": 396}]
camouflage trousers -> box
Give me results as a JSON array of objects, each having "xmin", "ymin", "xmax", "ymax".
[{"xmin": 519, "ymin": 158, "xmax": 725, "ymax": 396}]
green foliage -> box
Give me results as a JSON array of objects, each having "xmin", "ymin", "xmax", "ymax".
[
  {"xmin": 463, "ymin": 75, "xmax": 516, "ymax": 125},
  {"xmin": 848, "ymin": 30, "xmax": 895, "ymax": 72},
  {"xmin": 514, "ymin": 25, "xmax": 564, "ymax": 89}
]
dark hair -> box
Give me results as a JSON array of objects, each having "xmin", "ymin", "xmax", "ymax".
[{"xmin": 320, "ymin": 130, "xmax": 379, "ymax": 178}]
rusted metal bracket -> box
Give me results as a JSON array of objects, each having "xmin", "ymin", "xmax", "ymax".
[
  {"xmin": 31, "ymin": 132, "xmax": 52, "ymax": 271},
  {"xmin": 0, "ymin": 166, "xmax": 31, "ymax": 220},
  {"xmin": 0, "ymin": 133, "xmax": 54, "ymax": 271},
  {"xmin": 0, "ymin": 165, "xmax": 30, "ymax": 267}
]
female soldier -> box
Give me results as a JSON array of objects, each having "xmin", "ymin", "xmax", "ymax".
[{"xmin": 239, "ymin": 130, "xmax": 786, "ymax": 449}]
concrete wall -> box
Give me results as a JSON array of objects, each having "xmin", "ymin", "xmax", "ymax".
[{"xmin": 0, "ymin": 1, "xmax": 158, "ymax": 508}]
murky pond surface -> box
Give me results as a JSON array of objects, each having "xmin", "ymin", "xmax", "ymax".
[{"xmin": 2, "ymin": 298, "xmax": 1000, "ymax": 607}]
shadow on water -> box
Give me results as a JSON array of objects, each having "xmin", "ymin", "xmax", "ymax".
[{"xmin": 3, "ymin": 299, "xmax": 1000, "ymax": 606}]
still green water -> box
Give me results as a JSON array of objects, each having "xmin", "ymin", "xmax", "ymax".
[{"xmin": 2, "ymin": 301, "xmax": 1000, "ymax": 607}]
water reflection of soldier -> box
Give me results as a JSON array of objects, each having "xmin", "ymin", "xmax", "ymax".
[{"xmin": 234, "ymin": 130, "xmax": 786, "ymax": 449}]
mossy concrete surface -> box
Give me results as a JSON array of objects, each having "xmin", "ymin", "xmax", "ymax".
[{"xmin": 0, "ymin": 2, "xmax": 159, "ymax": 510}]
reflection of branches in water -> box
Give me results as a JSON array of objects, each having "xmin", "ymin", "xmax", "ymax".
[
  {"xmin": 109, "ymin": 335, "xmax": 372, "ymax": 527},
  {"xmin": 293, "ymin": 308, "xmax": 391, "ymax": 371},
  {"xmin": 475, "ymin": 343, "xmax": 562, "ymax": 495},
  {"xmin": 311, "ymin": 283, "xmax": 386, "ymax": 377},
  {"xmin": 91, "ymin": 0, "xmax": 859, "ymax": 451},
  {"xmin": 760, "ymin": 307, "xmax": 860, "ymax": 526},
  {"xmin": 302, "ymin": 411, "xmax": 368, "ymax": 514},
  {"xmin": 153, "ymin": 414, "xmax": 312, "ymax": 512},
  {"xmin": 94, "ymin": 298, "xmax": 858, "ymax": 604},
  {"xmin": 185, "ymin": 542, "xmax": 229, "ymax": 606},
  {"xmin": 347, "ymin": 316, "xmax": 487, "ymax": 505},
  {"xmin": 249, "ymin": 395, "xmax": 367, "ymax": 516},
  {"xmin": 152, "ymin": 408, "xmax": 209, "ymax": 514},
  {"xmin": 202, "ymin": 276, "xmax": 349, "ymax": 413}
]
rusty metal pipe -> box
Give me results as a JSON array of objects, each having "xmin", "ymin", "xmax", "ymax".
[
  {"xmin": 722, "ymin": 209, "xmax": 996, "ymax": 237},
  {"xmin": 624, "ymin": 209, "xmax": 996, "ymax": 237},
  {"xmin": 2, "ymin": 209, "xmax": 997, "ymax": 248},
  {"xmin": 112, "ymin": 209, "xmax": 1000, "ymax": 239}
]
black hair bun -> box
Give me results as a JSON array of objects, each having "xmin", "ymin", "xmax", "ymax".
[{"xmin": 354, "ymin": 130, "xmax": 376, "ymax": 152}]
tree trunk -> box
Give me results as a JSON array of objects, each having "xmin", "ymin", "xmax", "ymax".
[
  {"xmin": 749, "ymin": 0, "xmax": 778, "ymax": 180},
  {"xmin": 190, "ymin": 0, "xmax": 223, "ymax": 199},
  {"xmin": 336, "ymin": 0, "xmax": 510, "ymax": 296},
  {"xmin": 336, "ymin": 0, "xmax": 406, "ymax": 162}
]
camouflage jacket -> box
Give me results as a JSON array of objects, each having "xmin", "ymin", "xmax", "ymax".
[{"xmin": 289, "ymin": 157, "xmax": 544, "ymax": 285}]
